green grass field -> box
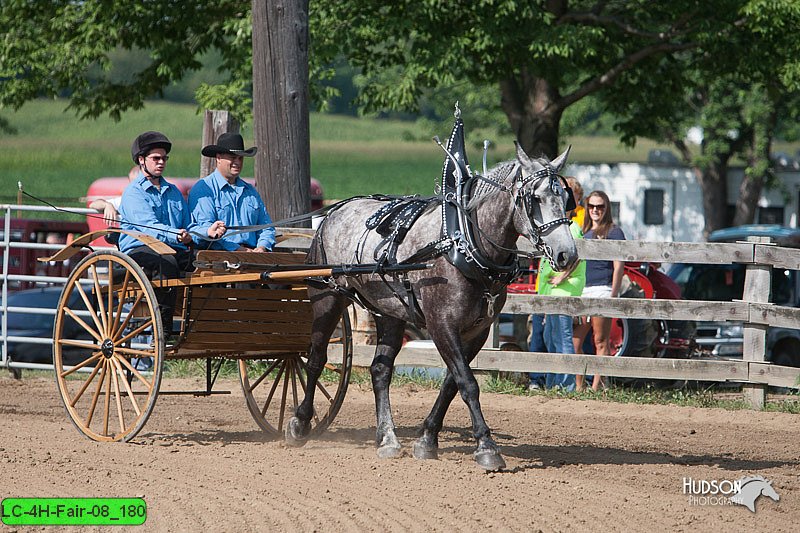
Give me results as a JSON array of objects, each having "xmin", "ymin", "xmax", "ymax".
[{"xmin": 0, "ymin": 98, "xmax": 699, "ymax": 209}]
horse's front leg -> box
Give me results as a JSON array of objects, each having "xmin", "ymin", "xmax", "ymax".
[
  {"xmin": 414, "ymin": 326, "xmax": 505, "ymax": 471},
  {"xmin": 285, "ymin": 292, "xmax": 345, "ymax": 447},
  {"xmin": 370, "ymin": 315, "xmax": 406, "ymax": 458}
]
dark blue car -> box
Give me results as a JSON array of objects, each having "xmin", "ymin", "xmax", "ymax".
[{"xmin": 4, "ymin": 286, "xmax": 93, "ymax": 366}]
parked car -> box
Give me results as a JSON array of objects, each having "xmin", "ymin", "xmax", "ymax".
[
  {"xmin": 4, "ymin": 286, "xmax": 93, "ymax": 366},
  {"xmin": 667, "ymin": 225, "xmax": 800, "ymax": 367}
]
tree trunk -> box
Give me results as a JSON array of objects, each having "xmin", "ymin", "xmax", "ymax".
[
  {"xmin": 697, "ymin": 159, "xmax": 730, "ymax": 239},
  {"xmin": 200, "ymin": 110, "xmax": 239, "ymax": 178},
  {"xmin": 733, "ymin": 108, "xmax": 776, "ymax": 227},
  {"xmin": 499, "ymin": 70, "xmax": 563, "ymax": 160},
  {"xmin": 252, "ymin": 0, "xmax": 311, "ymax": 226}
]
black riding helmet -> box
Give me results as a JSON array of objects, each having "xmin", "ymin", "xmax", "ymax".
[{"xmin": 131, "ymin": 131, "xmax": 172, "ymax": 163}]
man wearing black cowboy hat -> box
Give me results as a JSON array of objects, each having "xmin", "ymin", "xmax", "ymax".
[{"xmin": 189, "ymin": 132, "xmax": 275, "ymax": 251}]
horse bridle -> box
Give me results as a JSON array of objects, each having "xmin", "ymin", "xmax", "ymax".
[{"xmin": 472, "ymin": 163, "xmax": 572, "ymax": 262}]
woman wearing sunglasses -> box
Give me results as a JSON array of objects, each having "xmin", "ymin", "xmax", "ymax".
[{"xmin": 573, "ymin": 190, "xmax": 625, "ymax": 391}]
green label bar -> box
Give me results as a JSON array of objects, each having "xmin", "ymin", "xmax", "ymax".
[{"xmin": 1, "ymin": 498, "xmax": 146, "ymax": 526}]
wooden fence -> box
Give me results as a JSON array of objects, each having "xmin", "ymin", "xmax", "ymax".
[{"xmin": 276, "ymin": 232, "xmax": 800, "ymax": 409}]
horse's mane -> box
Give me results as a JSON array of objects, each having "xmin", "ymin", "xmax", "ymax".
[
  {"xmin": 739, "ymin": 475, "xmax": 769, "ymax": 486},
  {"xmin": 466, "ymin": 155, "xmax": 552, "ymax": 212},
  {"xmin": 465, "ymin": 161, "xmax": 516, "ymax": 212}
]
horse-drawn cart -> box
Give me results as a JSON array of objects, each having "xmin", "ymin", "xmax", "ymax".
[{"xmin": 42, "ymin": 230, "xmax": 356, "ymax": 442}]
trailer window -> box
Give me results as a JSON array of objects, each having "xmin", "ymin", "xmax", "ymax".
[{"xmin": 644, "ymin": 189, "xmax": 665, "ymax": 225}]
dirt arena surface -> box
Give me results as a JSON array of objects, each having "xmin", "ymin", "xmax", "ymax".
[{"xmin": 1, "ymin": 374, "xmax": 798, "ymax": 532}]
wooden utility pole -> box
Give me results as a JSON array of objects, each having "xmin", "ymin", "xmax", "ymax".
[
  {"xmin": 200, "ymin": 110, "xmax": 239, "ymax": 178},
  {"xmin": 251, "ymin": 0, "xmax": 311, "ymax": 226}
]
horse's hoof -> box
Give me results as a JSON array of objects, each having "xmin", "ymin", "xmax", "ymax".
[
  {"xmin": 412, "ymin": 440, "xmax": 438, "ymax": 460},
  {"xmin": 284, "ymin": 417, "xmax": 309, "ymax": 448},
  {"xmin": 474, "ymin": 450, "xmax": 506, "ymax": 471},
  {"xmin": 377, "ymin": 444, "xmax": 402, "ymax": 459}
]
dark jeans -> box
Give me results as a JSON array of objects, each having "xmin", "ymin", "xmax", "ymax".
[
  {"xmin": 127, "ymin": 246, "xmax": 193, "ymax": 335},
  {"xmin": 528, "ymin": 314, "xmax": 547, "ymax": 386}
]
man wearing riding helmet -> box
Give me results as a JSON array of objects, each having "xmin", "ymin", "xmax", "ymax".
[{"xmin": 118, "ymin": 131, "xmax": 199, "ymax": 337}]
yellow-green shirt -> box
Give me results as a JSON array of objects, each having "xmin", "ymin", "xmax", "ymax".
[{"xmin": 537, "ymin": 222, "xmax": 586, "ymax": 297}]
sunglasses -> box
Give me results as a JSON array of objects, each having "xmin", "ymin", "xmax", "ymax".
[
  {"xmin": 146, "ymin": 155, "xmax": 169, "ymax": 163},
  {"xmin": 587, "ymin": 203, "xmax": 606, "ymax": 211}
]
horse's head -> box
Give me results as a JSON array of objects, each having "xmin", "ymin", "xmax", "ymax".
[
  {"xmin": 511, "ymin": 143, "xmax": 579, "ymax": 271},
  {"xmin": 762, "ymin": 481, "xmax": 780, "ymax": 502}
]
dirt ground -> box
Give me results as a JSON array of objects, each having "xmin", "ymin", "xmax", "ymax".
[{"xmin": 1, "ymin": 374, "xmax": 798, "ymax": 532}]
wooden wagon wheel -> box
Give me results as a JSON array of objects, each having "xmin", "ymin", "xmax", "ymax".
[
  {"xmin": 53, "ymin": 250, "xmax": 164, "ymax": 442},
  {"xmin": 238, "ymin": 309, "xmax": 353, "ymax": 437}
]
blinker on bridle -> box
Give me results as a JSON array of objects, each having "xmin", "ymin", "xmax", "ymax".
[{"xmin": 511, "ymin": 166, "xmax": 573, "ymax": 237}]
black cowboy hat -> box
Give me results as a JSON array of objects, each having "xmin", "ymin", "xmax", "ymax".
[
  {"xmin": 131, "ymin": 131, "xmax": 172, "ymax": 163},
  {"xmin": 201, "ymin": 132, "xmax": 257, "ymax": 157}
]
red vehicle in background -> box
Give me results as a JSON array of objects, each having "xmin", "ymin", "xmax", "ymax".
[
  {"xmin": 84, "ymin": 177, "xmax": 325, "ymax": 246},
  {"xmin": 1, "ymin": 218, "xmax": 88, "ymax": 290},
  {"xmin": 609, "ymin": 262, "xmax": 695, "ymax": 359}
]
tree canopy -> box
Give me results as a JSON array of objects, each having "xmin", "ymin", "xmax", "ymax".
[
  {"xmin": 310, "ymin": 0, "xmax": 749, "ymax": 158},
  {"xmin": 0, "ymin": 0, "xmax": 250, "ymax": 121}
]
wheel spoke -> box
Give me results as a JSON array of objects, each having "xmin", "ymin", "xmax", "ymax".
[
  {"xmin": 58, "ymin": 338, "xmax": 101, "ymax": 349},
  {"xmin": 248, "ymin": 358, "xmax": 282, "ymax": 393},
  {"xmin": 60, "ymin": 352, "xmax": 102, "ymax": 378},
  {"xmin": 278, "ymin": 361, "xmax": 291, "ymax": 431},
  {"xmin": 86, "ymin": 362, "xmax": 107, "ymax": 427},
  {"xmin": 260, "ymin": 361, "xmax": 287, "ymax": 418},
  {"xmin": 112, "ymin": 357, "xmax": 141, "ymax": 416},
  {"xmin": 103, "ymin": 362, "xmax": 112, "ymax": 436},
  {"xmin": 110, "ymin": 268, "xmax": 131, "ymax": 339},
  {"xmin": 290, "ymin": 359, "xmax": 299, "ymax": 415},
  {"xmin": 68, "ymin": 361, "xmax": 103, "ymax": 407},
  {"xmin": 74, "ymin": 281, "xmax": 105, "ymax": 338},
  {"xmin": 114, "ymin": 345, "xmax": 156, "ymax": 359},
  {"xmin": 63, "ymin": 307, "xmax": 103, "ymax": 343},
  {"xmin": 116, "ymin": 354, "xmax": 154, "ymax": 389},
  {"xmin": 91, "ymin": 264, "xmax": 110, "ymax": 336},
  {"xmin": 110, "ymin": 362, "xmax": 125, "ymax": 433},
  {"xmin": 116, "ymin": 318, "xmax": 154, "ymax": 346},
  {"xmin": 112, "ymin": 290, "xmax": 144, "ymax": 342},
  {"xmin": 107, "ymin": 260, "xmax": 115, "ymax": 336},
  {"xmin": 296, "ymin": 360, "xmax": 308, "ymax": 393}
]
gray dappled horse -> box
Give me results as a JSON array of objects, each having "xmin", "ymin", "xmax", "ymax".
[{"xmin": 287, "ymin": 143, "xmax": 578, "ymax": 471}]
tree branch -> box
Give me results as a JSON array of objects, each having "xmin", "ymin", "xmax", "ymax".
[
  {"xmin": 559, "ymin": 40, "xmax": 697, "ymax": 109},
  {"xmin": 557, "ymin": 10, "xmax": 699, "ymax": 40}
]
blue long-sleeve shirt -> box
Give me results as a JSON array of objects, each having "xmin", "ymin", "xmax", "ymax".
[
  {"xmin": 188, "ymin": 170, "xmax": 276, "ymax": 251},
  {"xmin": 118, "ymin": 173, "xmax": 193, "ymax": 253}
]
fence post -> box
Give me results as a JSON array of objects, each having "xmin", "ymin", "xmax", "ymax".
[
  {"xmin": 741, "ymin": 236, "xmax": 771, "ymax": 409},
  {"xmin": 200, "ymin": 110, "xmax": 240, "ymax": 179}
]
